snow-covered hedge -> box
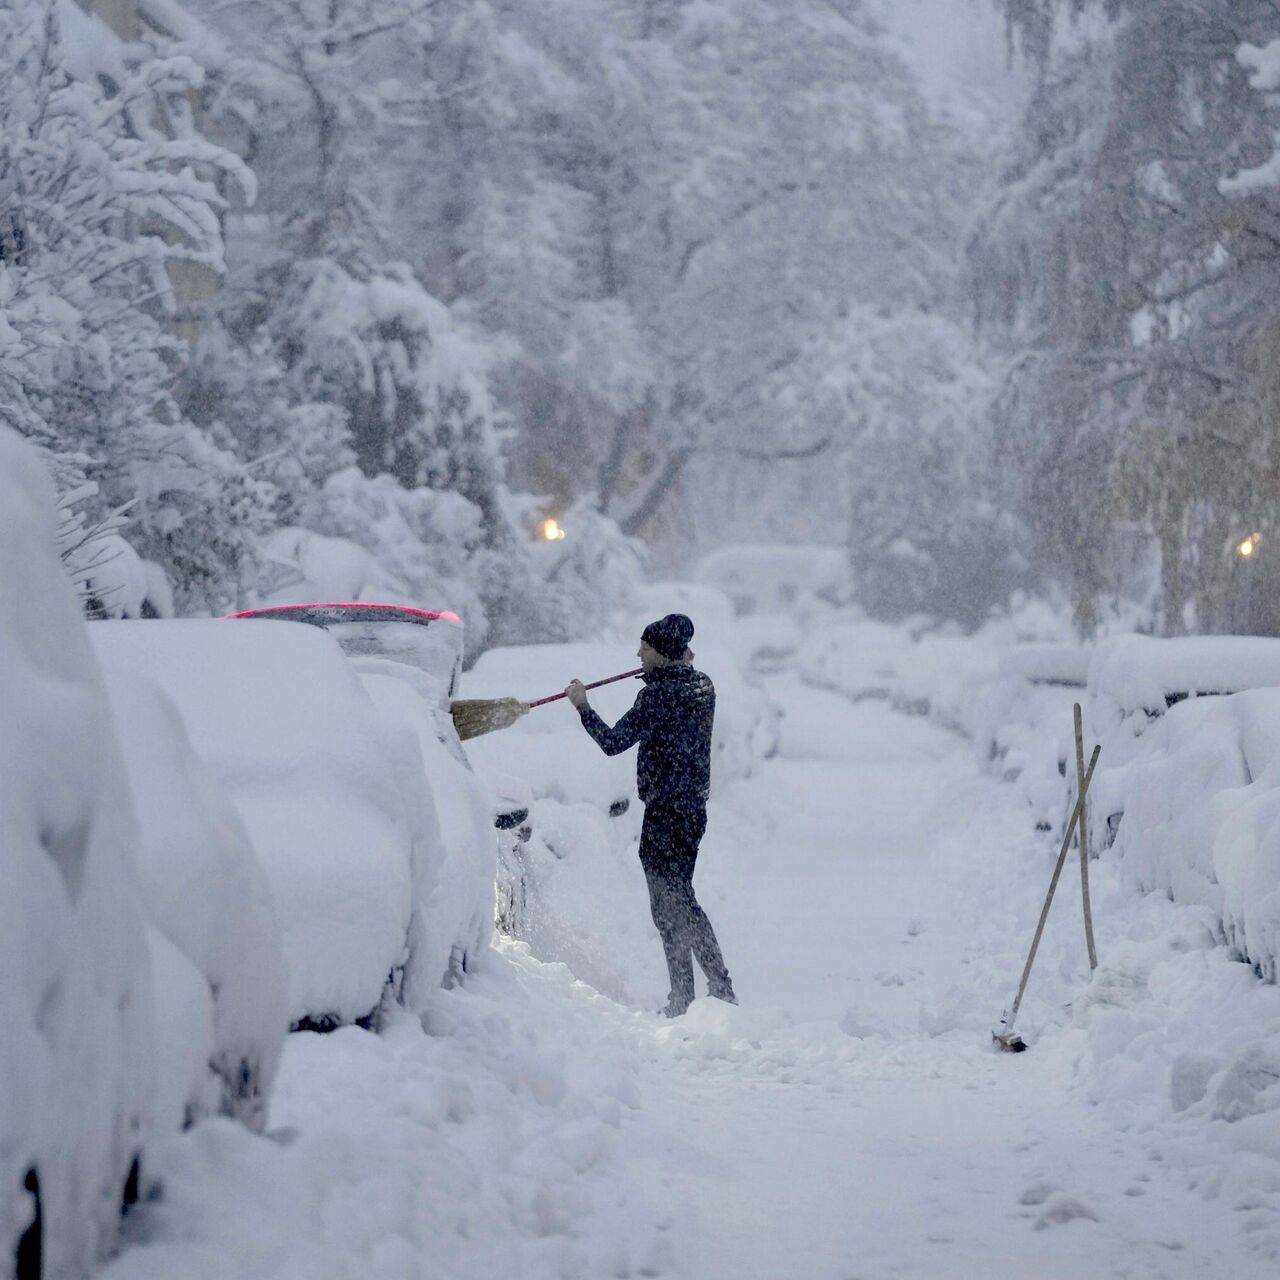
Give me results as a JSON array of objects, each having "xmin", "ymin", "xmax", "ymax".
[{"xmin": 0, "ymin": 428, "xmax": 154, "ymax": 1277}]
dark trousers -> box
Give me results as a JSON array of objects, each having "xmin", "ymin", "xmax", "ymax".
[{"xmin": 639, "ymin": 802, "xmax": 733, "ymax": 1009}]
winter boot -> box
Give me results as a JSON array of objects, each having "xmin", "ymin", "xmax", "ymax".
[{"xmin": 708, "ymin": 979, "xmax": 737, "ymax": 1005}]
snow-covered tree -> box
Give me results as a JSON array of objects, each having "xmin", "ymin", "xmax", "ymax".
[
  {"xmin": 974, "ymin": 0, "xmax": 1280, "ymax": 634},
  {"xmin": 169, "ymin": 0, "xmax": 643, "ymax": 645},
  {"xmin": 0, "ymin": 0, "xmax": 272, "ymax": 612},
  {"xmin": 385, "ymin": 0, "xmax": 1002, "ymax": 577}
]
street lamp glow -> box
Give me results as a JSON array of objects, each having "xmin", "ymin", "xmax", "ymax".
[
  {"xmin": 540, "ymin": 517, "xmax": 566, "ymax": 542},
  {"xmin": 1237, "ymin": 533, "xmax": 1261, "ymax": 558}
]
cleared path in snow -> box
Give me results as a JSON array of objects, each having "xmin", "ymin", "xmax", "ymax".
[
  {"xmin": 641, "ymin": 677, "xmax": 1256, "ymax": 1280},
  {"xmin": 710, "ymin": 677, "xmax": 964, "ymax": 1030}
]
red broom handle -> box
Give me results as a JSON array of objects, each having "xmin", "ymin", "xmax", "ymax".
[{"xmin": 527, "ymin": 668, "xmax": 644, "ymax": 709}]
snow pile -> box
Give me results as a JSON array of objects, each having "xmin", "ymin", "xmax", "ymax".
[
  {"xmin": 460, "ymin": 643, "xmax": 652, "ymax": 1000},
  {"xmin": 933, "ymin": 747, "xmax": 1280, "ymax": 1262},
  {"xmin": 692, "ymin": 545, "xmax": 852, "ymax": 673},
  {"xmin": 101, "ymin": 950, "xmax": 671, "ymax": 1280},
  {"xmin": 0, "ymin": 428, "xmax": 154, "ymax": 1276},
  {"xmin": 96, "ymin": 664, "xmax": 289, "ymax": 1129},
  {"xmin": 892, "ymin": 630, "xmax": 1003, "ymax": 733},
  {"xmin": 91, "ymin": 619, "xmax": 416, "ymax": 1027},
  {"xmin": 254, "ymin": 526, "xmax": 418, "ymax": 609}
]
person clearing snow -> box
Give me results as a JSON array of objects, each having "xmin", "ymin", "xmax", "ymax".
[{"xmin": 566, "ymin": 613, "xmax": 737, "ymax": 1017}]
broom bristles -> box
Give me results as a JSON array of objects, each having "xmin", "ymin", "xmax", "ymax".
[{"xmin": 450, "ymin": 697, "xmax": 530, "ymax": 741}]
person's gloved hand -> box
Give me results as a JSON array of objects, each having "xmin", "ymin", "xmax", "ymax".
[{"xmin": 565, "ymin": 678, "xmax": 588, "ymax": 708}]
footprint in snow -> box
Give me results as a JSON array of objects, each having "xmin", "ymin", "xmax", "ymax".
[
  {"xmin": 1034, "ymin": 1192, "xmax": 1099, "ymax": 1230},
  {"xmin": 1018, "ymin": 1181, "xmax": 1056, "ymax": 1206}
]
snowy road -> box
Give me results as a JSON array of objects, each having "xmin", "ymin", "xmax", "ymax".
[{"xmin": 107, "ymin": 680, "xmax": 1271, "ymax": 1279}]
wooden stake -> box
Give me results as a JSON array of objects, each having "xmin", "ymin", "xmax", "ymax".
[
  {"xmin": 1074, "ymin": 702, "xmax": 1098, "ymax": 971},
  {"xmin": 1004, "ymin": 743, "xmax": 1101, "ymax": 1036}
]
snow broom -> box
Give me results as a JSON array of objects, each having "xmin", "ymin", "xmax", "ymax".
[
  {"xmin": 450, "ymin": 668, "xmax": 644, "ymax": 741},
  {"xmin": 993, "ymin": 739, "xmax": 1101, "ymax": 1053}
]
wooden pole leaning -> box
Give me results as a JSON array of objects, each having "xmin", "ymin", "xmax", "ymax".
[
  {"xmin": 994, "ymin": 741, "xmax": 1101, "ymax": 1051},
  {"xmin": 1074, "ymin": 702, "xmax": 1098, "ymax": 971}
]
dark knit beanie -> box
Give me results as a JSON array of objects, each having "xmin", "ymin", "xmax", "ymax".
[{"xmin": 641, "ymin": 613, "xmax": 694, "ymax": 661}]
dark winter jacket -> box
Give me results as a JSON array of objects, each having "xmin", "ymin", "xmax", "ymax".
[{"xmin": 577, "ymin": 662, "xmax": 715, "ymax": 808}]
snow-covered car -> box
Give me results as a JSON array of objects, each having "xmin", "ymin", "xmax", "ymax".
[
  {"xmin": 2, "ymin": 429, "xmax": 153, "ymax": 1280},
  {"xmin": 694, "ymin": 543, "xmax": 852, "ymax": 618},
  {"xmin": 1106, "ymin": 686, "xmax": 1280, "ymax": 982},
  {"xmin": 1089, "ymin": 633, "xmax": 1280, "ymax": 753},
  {"xmin": 91, "ymin": 618, "xmax": 436, "ymax": 1030},
  {"xmin": 972, "ymin": 643, "xmax": 1091, "ymax": 832},
  {"xmin": 1087, "ymin": 634, "xmax": 1280, "ymax": 848},
  {"xmin": 92, "ymin": 663, "xmax": 289, "ymax": 1132},
  {"xmin": 227, "ymin": 602, "xmax": 499, "ymax": 994},
  {"xmin": 797, "ymin": 614, "xmax": 906, "ymax": 702}
]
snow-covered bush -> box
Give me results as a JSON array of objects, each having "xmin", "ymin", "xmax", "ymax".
[
  {"xmin": 94, "ymin": 664, "xmax": 289, "ymax": 1130},
  {"xmin": 91, "ymin": 619, "xmax": 418, "ymax": 1028},
  {"xmin": 0, "ymin": 428, "xmax": 154, "ymax": 1277}
]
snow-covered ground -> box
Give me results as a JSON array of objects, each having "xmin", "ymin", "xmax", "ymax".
[{"xmin": 101, "ymin": 659, "xmax": 1280, "ymax": 1278}]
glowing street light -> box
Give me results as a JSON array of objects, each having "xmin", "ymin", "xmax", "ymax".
[
  {"xmin": 540, "ymin": 517, "xmax": 567, "ymax": 542},
  {"xmin": 1237, "ymin": 532, "xmax": 1262, "ymax": 558}
]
